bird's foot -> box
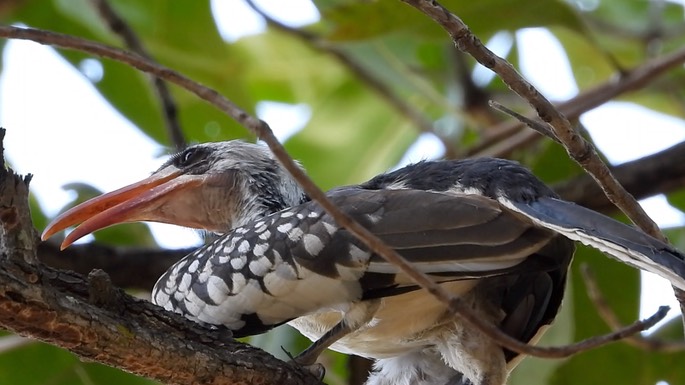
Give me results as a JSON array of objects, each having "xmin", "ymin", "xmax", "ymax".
[
  {"xmin": 283, "ymin": 347, "xmax": 326, "ymax": 381},
  {"xmin": 299, "ymin": 362, "xmax": 326, "ymax": 381}
]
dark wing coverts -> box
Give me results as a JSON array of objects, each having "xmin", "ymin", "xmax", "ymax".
[{"xmin": 152, "ymin": 187, "xmax": 567, "ymax": 337}]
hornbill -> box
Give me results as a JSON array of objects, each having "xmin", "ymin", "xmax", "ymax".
[{"xmin": 42, "ymin": 141, "xmax": 685, "ymax": 385}]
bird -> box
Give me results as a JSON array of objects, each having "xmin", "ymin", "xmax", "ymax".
[{"xmin": 42, "ymin": 140, "xmax": 685, "ymax": 385}]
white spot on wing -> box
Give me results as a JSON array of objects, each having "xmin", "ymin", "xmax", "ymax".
[
  {"xmin": 249, "ymin": 256, "xmax": 273, "ymax": 276},
  {"xmin": 207, "ymin": 275, "xmax": 230, "ymax": 304},
  {"xmin": 323, "ymin": 221, "xmax": 337, "ymax": 235},
  {"xmin": 253, "ymin": 242, "xmax": 269, "ymax": 257},
  {"xmin": 277, "ymin": 223, "xmax": 293, "ymax": 233},
  {"xmin": 303, "ymin": 234, "xmax": 325, "ymax": 255},
  {"xmin": 288, "ymin": 227, "xmax": 304, "ymax": 241},
  {"xmin": 231, "ymin": 256, "xmax": 247, "ymax": 270}
]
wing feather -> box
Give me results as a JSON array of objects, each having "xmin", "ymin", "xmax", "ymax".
[{"xmin": 502, "ymin": 196, "xmax": 685, "ymax": 290}]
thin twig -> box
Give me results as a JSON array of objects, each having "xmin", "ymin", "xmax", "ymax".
[
  {"xmin": 242, "ymin": 0, "xmax": 457, "ymax": 158},
  {"xmin": 0, "ymin": 25, "xmax": 665, "ymax": 358},
  {"xmin": 488, "ymin": 100, "xmax": 559, "ymax": 143},
  {"xmin": 401, "ymin": 0, "xmax": 663, "ymax": 237},
  {"xmin": 470, "ymin": 41, "xmax": 685, "ymax": 157},
  {"xmin": 90, "ymin": 0, "xmax": 186, "ymax": 151},
  {"xmin": 580, "ymin": 264, "xmax": 685, "ymax": 352},
  {"xmin": 399, "ymin": 0, "xmax": 685, "ymax": 327}
]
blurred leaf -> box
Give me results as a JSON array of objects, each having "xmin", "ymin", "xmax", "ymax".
[
  {"xmin": 528, "ymin": 140, "xmax": 584, "ymax": 184},
  {"xmin": 588, "ymin": 0, "xmax": 685, "ymax": 35},
  {"xmin": 650, "ymin": 315, "xmax": 684, "ymax": 341},
  {"xmin": 0, "ymin": 341, "xmax": 158, "ymax": 385},
  {"xmin": 550, "ymin": 245, "xmax": 685, "ymax": 385},
  {"xmin": 316, "ymin": 0, "xmax": 588, "ymax": 41},
  {"xmin": 667, "ymin": 189, "xmax": 685, "ymax": 213},
  {"xmin": 28, "ymin": 192, "xmax": 48, "ymax": 231}
]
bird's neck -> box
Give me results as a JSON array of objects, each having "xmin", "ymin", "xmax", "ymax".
[{"xmin": 230, "ymin": 171, "xmax": 307, "ymax": 229}]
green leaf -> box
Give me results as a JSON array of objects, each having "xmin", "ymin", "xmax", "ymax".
[
  {"xmin": 549, "ymin": 245, "xmax": 685, "ymax": 385},
  {"xmin": 286, "ymin": 78, "xmax": 417, "ymax": 189},
  {"xmin": 667, "ymin": 188, "xmax": 685, "ymax": 214},
  {"xmin": 315, "ymin": 0, "xmax": 588, "ymax": 41},
  {"xmin": 0, "ymin": 341, "xmax": 159, "ymax": 385}
]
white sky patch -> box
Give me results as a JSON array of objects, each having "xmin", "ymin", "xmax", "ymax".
[
  {"xmin": 0, "ymin": 40, "xmax": 162, "ymax": 213},
  {"xmin": 0, "ymin": 40, "xmax": 201, "ymax": 249},
  {"xmin": 256, "ymin": 101, "xmax": 311, "ymax": 142},
  {"xmin": 394, "ymin": 132, "xmax": 446, "ymax": 169},
  {"xmin": 517, "ymin": 28, "xmax": 579, "ymax": 100},
  {"xmin": 582, "ymin": 101, "xmax": 685, "ymax": 163},
  {"xmin": 211, "ymin": 0, "xmax": 319, "ymax": 42}
]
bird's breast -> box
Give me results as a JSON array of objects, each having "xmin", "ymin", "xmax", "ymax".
[{"xmin": 289, "ymin": 280, "xmax": 479, "ymax": 358}]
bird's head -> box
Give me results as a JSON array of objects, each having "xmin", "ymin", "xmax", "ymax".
[{"xmin": 42, "ymin": 141, "xmax": 306, "ymax": 249}]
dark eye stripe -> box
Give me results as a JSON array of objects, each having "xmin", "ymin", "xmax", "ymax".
[{"xmin": 174, "ymin": 147, "xmax": 208, "ymax": 169}]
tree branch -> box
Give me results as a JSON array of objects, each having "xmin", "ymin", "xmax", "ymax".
[
  {"xmin": 554, "ymin": 140, "xmax": 685, "ymax": 212},
  {"xmin": 89, "ymin": 0, "xmax": 186, "ymax": 151},
  {"xmin": 37, "ymin": 241, "xmax": 190, "ymax": 291},
  {"xmin": 580, "ymin": 264, "xmax": 685, "ymax": 352},
  {"xmin": 469, "ymin": 38, "xmax": 685, "ymax": 158},
  {"xmin": 0, "ymin": 129, "xmax": 320, "ymax": 384},
  {"xmin": 242, "ymin": 0, "xmax": 458, "ymax": 158},
  {"xmin": 399, "ymin": 0, "xmax": 685, "ymax": 326}
]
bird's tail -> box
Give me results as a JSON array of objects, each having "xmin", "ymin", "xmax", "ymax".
[{"xmin": 502, "ymin": 197, "xmax": 685, "ymax": 290}]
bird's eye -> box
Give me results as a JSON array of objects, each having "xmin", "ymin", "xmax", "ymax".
[{"xmin": 175, "ymin": 148, "xmax": 206, "ymax": 168}]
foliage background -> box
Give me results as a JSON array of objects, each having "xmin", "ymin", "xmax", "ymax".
[{"xmin": 1, "ymin": 0, "xmax": 685, "ymax": 384}]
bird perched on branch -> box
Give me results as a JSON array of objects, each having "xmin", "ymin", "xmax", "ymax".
[{"xmin": 43, "ymin": 141, "xmax": 685, "ymax": 385}]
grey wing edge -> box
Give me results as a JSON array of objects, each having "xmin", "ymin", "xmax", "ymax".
[{"xmin": 503, "ymin": 196, "xmax": 685, "ymax": 290}]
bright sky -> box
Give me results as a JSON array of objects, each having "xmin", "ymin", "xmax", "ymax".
[{"xmin": 1, "ymin": 0, "xmax": 684, "ymax": 323}]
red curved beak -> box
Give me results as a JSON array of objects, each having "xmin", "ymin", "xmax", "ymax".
[{"xmin": 41, "ymin": 167, "xmax": 205, "ymax": 250}]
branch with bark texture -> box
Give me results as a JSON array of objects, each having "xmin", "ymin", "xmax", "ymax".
[
  {"xmin": 0, "ymin": 26, "xmax": 667, "ymax": 360},
  {"xmin": 0, "ymin": 129, "xmax": 320, "ymax": 385},
  {"xmin": 399, "ymin": 0, "xmax": 685, "ymax": 323},
  {"xmin": 555, "ymin": 140, "xmax": 685, "ymax": 212},
  {"xmin": 37, "ymin": 241, "xmax": 191, "ymax": 291},
  {"xmin": 468, "ymin": 32, "xmax": 685, "ymax": 158}
]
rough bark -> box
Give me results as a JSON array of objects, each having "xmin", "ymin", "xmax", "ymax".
[{"xmin": 0, "ymin": 130, "xmax": 321, "ymax": 385}]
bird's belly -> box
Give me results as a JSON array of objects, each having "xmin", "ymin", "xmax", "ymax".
[{"xmin": 289, "ymin": 280, "xmax": 478, "ymax": 358}]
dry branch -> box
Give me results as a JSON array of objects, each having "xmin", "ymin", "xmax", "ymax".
[
  {"xmin": 469, "ymin": 42, "xmax": 685, "ymax": 158},
  {"xmin": 399, "ymin": 0, "xmax": 685, "ymax": 325},
  {"xmin": 0, "ymin": 129, "xmax": 318, "ymax": 384}
]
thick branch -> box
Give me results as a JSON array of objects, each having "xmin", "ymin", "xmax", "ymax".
[
  {"xmin": 37, "ymin": 241, "xmax": 191, "ymax": 291},
  {"xmin": 0, "ymin": 260, "xmax": 321, "ymax": 385},
  {"xmin": 555, "ymin": 140, "xmax": 685, "ymax": 212},
  {"xmin": 0, "ymin": 130, "xmax": 319, "ymax": 384}
]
